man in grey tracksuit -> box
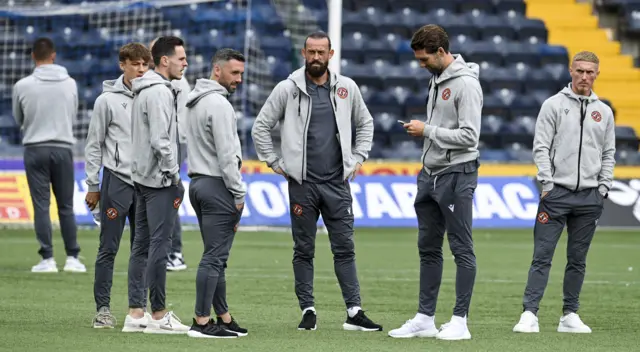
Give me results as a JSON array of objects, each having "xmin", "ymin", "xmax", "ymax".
[
  {"xmin": 514, "ymin": 51, "xmax": 616, "ymax": 334},
  {"xmin": 12, "ymin": 37, "xmax": 85, "ymax": 274},
  {"xmin": 185, "ymin": 48, "xmax": 248, "ymax": 339},
  {"xmin": 85, "ymin": 42, "xmax": 152, "ymax": 329},
  {"xmin": 389, "ymin": 25, "xmax": 482, "ymax": 341},
  {"xmin": 127, "ymin": 36, "xmax": 189, "ymax": 333},
  {"xmin": 252, "ymin": 32, "xmax": 382, "ymax": 332}
]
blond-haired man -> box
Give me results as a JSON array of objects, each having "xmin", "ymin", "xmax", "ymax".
[{"xmin": 513, "ymin": 51, "xmax": 616, "ymax": 334}]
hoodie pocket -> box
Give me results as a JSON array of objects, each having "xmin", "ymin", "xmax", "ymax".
[{"xmin": 115, "ymin": 143, "xmax": 120, "ymax": 167}]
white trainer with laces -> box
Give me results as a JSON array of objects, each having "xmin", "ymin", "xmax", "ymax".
[
  {"xmin": 435, "ymin": 315, "xmax": 472, "ymax": 340},
  {"xmin": 122, "ymin": 312, "xmax": 151, "ymax": 333},
  {"xmin": 388, "ymin": 316, "xmax": 439, "ymax": 338},
  {"xmin": 31, "ymin": 258, "xmax": 58, "ymax": 273},
  {"xmin": 166, "ymin": 253, "xmax": 187, "ymax": 272},
  {"xmin": 557, "ymin": 313, "xmax": 592, "ymax": 333},
  {"xmin": 513, "ymin": 311, "xmax": 540, "ymax": 333},
  {"xmin": 144, "ymin": 311, "xmax": 189, "ymax": 334},
  {"xmin": 63, "ymin": 256, "xmax": 86, "ymax": 273}
]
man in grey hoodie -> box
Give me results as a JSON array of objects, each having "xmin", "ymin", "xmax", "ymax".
[
  {"xmin": 513, "ymin": 51, "xmax": 616, "ymax": 334},
  {"xmin": 84, "ymin": 43, "xmax": 152, "ymax": 329},
  {"xmin": 389, "ymin": 25, "xmax": 482, "ymax": 341},
  {"xmin": 184, "ymin": 48, "xmax": 248, "ymax": 339},
  {"xmin": 127, "ymin": 35, "xmax": 189, "ymax": 334},
  {"xmin": 252, "ymin": 31, "xmax": 382, "ymax": 332},
  {"xmin": 12, "ymin": 37, "xmax": 86, "ymax": 274},
  {"xmin": 148, "ymin": 37, "xmax": 190, "ymax": 272}
]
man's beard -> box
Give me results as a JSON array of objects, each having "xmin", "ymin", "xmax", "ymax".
[
  {"xmin": 306, "ymin": 60, "xmax": 328, "ymax": 78},
  {"xmin": 220, "ymin": 80, "xmax": 236, "ymax": 94}
]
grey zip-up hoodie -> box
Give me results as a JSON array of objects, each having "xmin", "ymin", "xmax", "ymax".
[
  {"xmin": 421, "ymin": 55, "xmax": 482, "ymax": 175},
  {"xmin": 172, "ymin": 76, "xmax": 191, "ymax": 144},
  {"xmin": 533, "ymin": 84, "xmax": 616, "ymax": 194},
  {"xmin": 12, "ymin": 64, "xmax": 78, "ymax": 148},
  {"xmin": 84, "ymin": 75, "xmax": 134, "ymax": 192},
  {"xmin": 251, "ymin": 66, "xmax": 374, "ymax": 184},
  {"xmin": 185, "ymin": 79, "xmax": 245, "ymax": 204},
  {"xmin": 130, "ymin": 70, "xmax": 180, "ymax": 188}
]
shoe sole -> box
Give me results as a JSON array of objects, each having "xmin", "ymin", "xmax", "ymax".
[
  {"xmin": 167, "ymin": 265, "xmax": 187, "ymax": 272},
  {"xmin": 388, "ymin": 330, "xmax": 438, "ymax": 338},
  {"xmin": 557, "ymin": 326, "xmax": 591, "ymax": 333},
  {"xmin": 93, "ymin": 325, "xmax": 115, "ymax": 329},
  {"xmin": 32, "ymin": 268, "xmax": 58, "ymax": 273},
  {"xmin": 297, "ymin": 325, "xmax": 317, "ymax": 331},
  {"xmin": 143, "ymin": 327, "xmax": 188, "ymax": 334},
  {"xmin": 343, "ymin": 323, "xmax": 382, "ymax": 332},
  {"xmin": 187, "ymin": 330, "xmax": 238, "ymax": 338},
  {"xmin": 63, "ymin": 267, "xmax": 86, "ymax": 273},
  {"xmin": 435, "ymin": 332, "xmax": 472, "ymax": 340},
  {"xmin": 223, "ymin": 329, "xmax": 248, "ymax": 337},
  {"xmin": 513, "ymin": 325, "xmax": 540, "ymax": 333},
  {"xmin": 122, "ymin": 325, "xmax": 146, "ymax": 333}
]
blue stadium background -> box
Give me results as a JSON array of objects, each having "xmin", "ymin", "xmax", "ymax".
[{"xmin": 0, "ymin": 0, "xmax": 639, "ymax": 164}]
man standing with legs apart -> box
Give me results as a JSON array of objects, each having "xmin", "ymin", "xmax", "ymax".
[
  {"xmin": 149, "ymin": 37, "xmax": 191, "ymax": 272},
  {"xmin": 252, "ymin": 31, "xmax": 382, "ymax": 332},
  {"xmin": 513, "ymin": 51, "xmax": 615, "ymax": 334},
  {"xmin": 85, "ymin": 43, "xmax": 152, "ymax": 329},
  {"xmin": 185, "ymin": 48, "xmax": 248, "ymax": 339},
  {"xmin": 126, "ymin": 36, "xmax": 189, "ymax": 334},
  {"xmin": 12, "ymin": 37, "xmax": 86, "ymax": 273},
  {"xmin": 388, "ymin": 25, "xmax": 482, "ymax": 341}
]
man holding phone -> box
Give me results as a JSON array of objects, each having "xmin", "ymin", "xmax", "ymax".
[{"xmin": 389, "ymin": 24, "xmax": 483, "ymax": 341}]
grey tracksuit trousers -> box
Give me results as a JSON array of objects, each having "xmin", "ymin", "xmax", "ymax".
[
  {"xmin": 24, "ymin": 146, "xmax": 79, "ymax": 259},
  {"xmin": 93, "ymin": 168, "xmax": 136, "ymax": 311},
  {"xmin": 288, "ymin": 179, "xmax": 361, "ymax": 310},
  {"xmin": 522, "ymin": 185, "xmax": 604, "ymax": 314},
  {"xmin": 190, "ymin": 176, "xmax": 241, "ymax": 317},
  {"xmin": 414, "ymin": 160, "xmax": 479, "ymax": 318},
  {"xmin": 169, "ymin": 143, "xmax": 187, "ymax": 255},
  {"xmin": 128, "ymin": 182, "xmax": 184, "ymax": 312}
]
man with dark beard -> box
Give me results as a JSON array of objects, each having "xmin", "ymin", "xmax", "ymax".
[{"xmin": 252, "ymin": 31, "xmax": 380, "ymax": 332}]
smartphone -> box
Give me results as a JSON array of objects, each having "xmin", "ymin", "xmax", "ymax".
[{"xmin": 397, "ymin": 119, "xmax": 408, "ymax": 125}]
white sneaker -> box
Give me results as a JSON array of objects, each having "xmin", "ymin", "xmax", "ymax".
[
  {"xmin": 144, "ymin": 311, "xmax": 190, "ymax": 334},
  {"xmin": 31, "ymin": 258, "xmax": 58, "ymax": 273},
  {"xmin": 63, "ymin": 256, "xmax": 86, "ymax": 273},
  {"xmin": 557, "ymin": 313, "xmax": 592, "ymax": 333},
  {"xmin": 513, "ymin": 311, "xmax": 539, "ymax": 333},
  {"xmin": 122, "ymin": 313, "xmax": 151, "ymax": 333},
  {"xmin": 166, "ymin": 253, "xmax": 187, "ymax": 272},
  {"xmin": 388, "ymin": 315, "xmax": 439, "ymax": 338},
  {"xmin": 435, "ymin": 315, "xmax": 472, "ymax": 340}
]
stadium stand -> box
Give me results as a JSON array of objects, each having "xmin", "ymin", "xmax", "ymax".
[{"xmin": 0, "ymin": 0, "xmax": 639, "ymax": 165}]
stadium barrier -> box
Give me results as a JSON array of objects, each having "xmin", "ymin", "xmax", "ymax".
[{"xmin": 0, "ymin": 160, "xmax": 639, "ymax": 229}]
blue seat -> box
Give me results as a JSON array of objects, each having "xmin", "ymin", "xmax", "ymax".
[
  {"xmin": 506, "ymin": 144, "xmax": 534, "ymax": 163},
  {"xmin": 423, "ymin": 0, "xmax": 459, "ymax": 14},
  {"xmin": 512, "ymin": 18, "xmax": 548, "ymax": 43},
  {"xmin": 616, "ymin": 126, "xmax": 640, "ymax": 150},
  {"xmin": 342, "ymin": 10, "xmax": 379, "ymax": 39},
  {"xmin": 467, "ymin": 40, "xmax": 504, "ymax": 66},
  {"xmin": 376, "ymin": 10, "xmax": 417, "ymax": 38},
  {"xmin": 341, "ymin": 32, "xmax": 371, "ymax": 62},
  {"xmin": 351, "ymin": 0, "xmax": 390, "ymax": 11},
  {"xmin": 482, "ymin": 94, "xmax": 510, "ymax": 118},
  {"xmin": 480, "ymin": 149, "xmax": 512, "ymax": 162},
  {"xmin": 350, "ymin": 64, "xmax": 385, "ymax": 90},
  {"xmin": 495, "ymin": 0, "xmax": 527, "ymax": 16},
  {"xmin": 527, "ymin": 68, "xmax": 562, "ymax": 92},
  {"xmin": 484, "ymin": 66, "xmax": 524, "ymax": 92},
  {"xmin": 503, "ymin": 42, "xmax": 541, "ymax": 66},
  {"xmin": 368, "ymin": 91, "xmax": 403, "ymax": 116},
  {"xmin": 459, "ymin": 0, "xmax": 495, "ymax": 14},
  {"xmin": 362, "ymin": 38, "xmax": 398, "ymax": 63}
]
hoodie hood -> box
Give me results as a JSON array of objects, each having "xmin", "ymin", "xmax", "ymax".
[
  {"xmin": 560, "ymin": 83, "xmax": 600, "ymax": 103},
  {"xmin": 433, "ymin": 54, "xmax": 480, "ymax": 85},
  {"xmin": 32, "ymin": 64, "xmax": 70, "ymax": 81},
  {"xmin": 186, "ymin": 78, "xmax": 229, "ymax": 108},
  {"xmin": 288, "ymin": 66, "xmax": 339, "ymax": 94},
  {"xmin": 131, "ymin": 70, "xmax": 172, "ymax": 94},
  {"xmin": 102, "ymin": 74, "xmax": 134, "ymax": 98}
]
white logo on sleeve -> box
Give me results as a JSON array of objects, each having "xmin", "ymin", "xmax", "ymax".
[{"xmin": 448, "ymin": 204, "xmax": 455, "ymax": 212}]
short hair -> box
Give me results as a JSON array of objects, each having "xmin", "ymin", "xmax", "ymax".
[
  {"xmin": 211, "ymin": 48, "xmax": 246, "ymax": 68},
  {"xmin": 119, "ymin": 43, "xmax": 152, "ymax": 64},
  {"xmin": 32, "ymin": 37, "xmax": 55, "ymax": 61},
  {"xmin": 151, "ymin": 36, "xmax": 185, "ymax": 66},
  {"xmin": 410, "ymin": 24, "xmax": 449, "ymax": 54},
  {"xmin": 572, "ymin": 51, "xmax": 599, "ymax": 65},
  {"xmin": 304, "ymin": 31, "xmax": 331, "ymax": 50}
]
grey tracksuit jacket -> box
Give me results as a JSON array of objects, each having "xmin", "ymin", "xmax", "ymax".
[
  {"xmin": 251, "ymin": 67, "xmax": 374, "ymax": 184},
  {"xmin": 130, "ymin": 70, "xmax": 181, "ymax": 188},
  {"xmin": 12, "ymin": 64, "xmax": 78, "ymax": 148},
  {"xmin": 84, "ymin": 75, "xmax": 134, "ymax": 192},
  {"xmin": 421, "ymin": 55, "xmax": 483, "ymax": 175},
  {"xmin": 185, "ymin": 78, "xmax": 246, "ymax": 204},
  {"xmin": 533, "ymin": 84, "xmax": 616, "ymax": 194}
]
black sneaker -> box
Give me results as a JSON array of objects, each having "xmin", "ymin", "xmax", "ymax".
[
  {"xmin": 187, "ymin": 318, "xmax": 238, "ymax": 338},
  {"xmin": 217, "ymin": 316, "xmax": 248, "ymax": 337},
  {"xmin": 298, "ymin": 310, "xmax": 317, "ymax": 330},
  {"xmin": 343, "ymin": 310, "xmax": 383, "ymax": 331}
]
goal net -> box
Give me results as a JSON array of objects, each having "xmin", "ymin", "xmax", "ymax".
[{"xmin": 0, "ymin": 0, "xmax": 330, "ymax": 231}]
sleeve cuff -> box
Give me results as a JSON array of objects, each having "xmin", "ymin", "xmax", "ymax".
[
  {"xmin": 542, "ymin": 183, "xmax": 554, "ymax": 192},
  {"xmin": 88, "ymin": 184, "xmax": 100, "ymax": 192},
  {"xmin": 235, "ymin": 196, "xmax": 245, "ymax": 205},
  {"xmin": 171, "ymin": 173, "xmax": 181, "ymax": 184},
  {"xmin": 355, "ymin": 154, "xmax": 365, "ymax": 165},
  {"xmin": 598, "ymin": 184, "xmax": 609, "ymax": 197},
  {"xmin": 423, "ymin": 124, "xmax": 435, "ymax": 138},
  {"xmin": 270, "ymin": 158, "xmax": 285, "ymax": 173}
]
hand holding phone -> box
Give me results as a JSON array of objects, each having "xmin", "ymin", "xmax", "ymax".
[{"xmin": 398, "ymin": 119, "xmax": 408, "ymax": 126}]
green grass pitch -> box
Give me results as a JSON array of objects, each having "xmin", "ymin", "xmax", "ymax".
[{"xmin": 1, "ymin": 227, "xmax": 639, "ymax": 351}]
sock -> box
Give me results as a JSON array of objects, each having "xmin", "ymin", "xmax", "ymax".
[
  {"xmin": 302, "ymin": 307, "xmax": 316, "ymax": 316},
  {"xmin": 347, "ymin": 306, "xmax": 361, "ymax": 318},
  {"xmin": 414, "ymin": 313, "xmax": 433, "ymax": 324}
]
